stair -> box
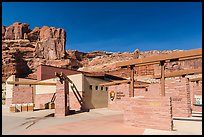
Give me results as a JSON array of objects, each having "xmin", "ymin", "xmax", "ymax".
[
  {"xmin": 173, "ymin": 111, "xmax": 202, "ymax": 121},
  {"xmin": 192, "ymin": 111, "xmax": 202, "ymax": 119}
]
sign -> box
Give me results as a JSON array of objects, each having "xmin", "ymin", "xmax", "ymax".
[
  {"xmin": 172, "ymin": 97, "xmax": 182, "ymax": 101},
  {"xmin": 116, "ymin": 92, "xmax": 125, "ymax": 99},
  {"xmin": 195, "ymin": 95, "xmax": 202, "ymax": 105},
  {"xmin": 110, "ymin": 91, "xmax": 115, "ymax": 101}
]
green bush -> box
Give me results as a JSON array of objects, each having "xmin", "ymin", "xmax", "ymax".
[
  {"xmin": 2, "ymin": 100, "xmax": 5, "ymax": 105},
  {"xmin": 2, "ymin": 93, "xmax": 6, "ymax": 100}
]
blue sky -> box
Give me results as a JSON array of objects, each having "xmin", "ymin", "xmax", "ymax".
[{"xmin": 2, "ymin": 2, "xmax": 202, "ymax": 52}]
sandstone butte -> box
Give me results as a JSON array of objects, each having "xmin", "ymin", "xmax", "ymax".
[{"xmin": 2, "ymin": 22, "xmax": 202, "ymax": 82}]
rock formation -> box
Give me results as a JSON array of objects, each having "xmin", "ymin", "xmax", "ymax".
[
  {"xmin": 2, "ymin": 22, "xmax": 66, "ymax": 81},
  {"xmin": 3, "ymin": 22, "xmax": 31, "ymax": 40},
  {"xmin": 34, "ymin": 26, "xmax": 66, "ymax": 60},
  {"xmin": 133, "ymin": 49, "xmax": 139, "ymax": 59},
  {"xmin": 2, "ymin": 22, "xmax": 202, "ymax": 82}
]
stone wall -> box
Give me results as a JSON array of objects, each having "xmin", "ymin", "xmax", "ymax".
[
  {"xmin": 108, "ymin": 77, "xmax": 192, "ymax": 117},
  {"xmin": 12, "ymin": 86, "xmax": 33, "ymax": 104},
  {"xmin": 123, "ymin": 96, "xmax": 173, "ymax": 131},
  {"xmin": 135, "ymin": 58, "xmax": 202, "ymax": 77},
  {"xmin": 108, "ymin": 84, "xmax": 129, "ymax": 112},
  {"xmin": 165, "ymin": 77, "xmax": 191, "ymax": 117},
  {"xmin": 190, "ymin": 80, "xmax": 202, "ymax": 112},
  {"xmin": 55, "ymin": 80, "xmax": 69, "ymax": 117},
  {"xmin": 34, "ymin": 93, "xmax": 55, "ymax": 109}
]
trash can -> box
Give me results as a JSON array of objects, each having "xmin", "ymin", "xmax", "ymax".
[
  {"xmin": 22, "ymin": 103, "xmax": 28, "ymax": 112},
  {"xmin": 27, "ymin": 103, "xmax": 34, "ymax": 111},
  {"xmin": 49, "ymin": 102, "xmax": 55, "ymax": 109},
  {"xmin": 16, "ymin": 104, "xmax": 22, "ymax": 112},
  {"xmin": 10, "ymin": 104, "xmax": 16, "ymax": 112}
]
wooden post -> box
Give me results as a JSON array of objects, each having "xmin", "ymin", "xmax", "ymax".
[
  {"xmin": 65, "ymin": 79, "xmax": 69, "ymax": 115},
  {"xmin": 161, "ymin": 61, "xmax": 165, "ymax": 96},
  {"xmin": 129, "ymin": 65, "xmax": 135, "ymax": 97}
]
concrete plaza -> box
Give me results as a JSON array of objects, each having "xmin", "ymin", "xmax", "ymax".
[{"xmin": 2, "ymin": 105, "xmax": 202, "ymax": 135}]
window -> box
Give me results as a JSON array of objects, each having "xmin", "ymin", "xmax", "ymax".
[
  {"xmin": 95, "ymin": 86, "xmax": 98, "ymax": 90},
  {"xmin": 106, "ymin": 87, "xmax": 108, "ymax": 91},
  {"xmin": 89, "ymin": 85, "xmax": 92, "ymax": 90},
  {"xmin": 101, "ymin": 87, "xmax": 103, "ymax": 91}
]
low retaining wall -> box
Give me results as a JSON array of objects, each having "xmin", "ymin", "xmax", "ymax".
[
  {"xmin": 123, "ymin": 96, "xmax": 173, "ymax": 131},
  {"xmin": 108, "ymin": 77, "xmax": 192, "ymax": 117}
]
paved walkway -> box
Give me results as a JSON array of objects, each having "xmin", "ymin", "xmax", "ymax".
[
  {"xmin": 17, "ymin": 115, "xmax": 145, "ymax": 135},
  {"xmin": 2, "ymin": 106, "xmax": 144, "ymax": 135},
  {"xmin": 2, "ymin": 105, "xmax": 202, "ymax": 135}
]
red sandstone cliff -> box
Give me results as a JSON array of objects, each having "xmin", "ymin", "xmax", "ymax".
[
  {"xmin": 2, "ymin": 22, "xmax": 66, "ymax": 81},
  {"xmin": 2, "ymin": 22, "xmax": 202, "ymax": 82},
  {"xmin": 2, "ymin": 22, "xmax": 114, "ymax": 81}
]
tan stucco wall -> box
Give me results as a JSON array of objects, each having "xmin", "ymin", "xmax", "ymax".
[
  {"xmin": 35, "ymin": 74, "xmax": 84, "ymax": 95},
  {"xmin": 36, "ymin": 85, "xmax": 56, "ymax": 94},
  {"xmin": 83, "ymin": 76, "xmax": 109, "ymax": 109},
  {"xmin": 35, "ymin": 78, "xmax": 57, "ymax": 94},
  {"xmin": 17, "ymin": 78, "xmax": 37, "ymax": 82},
  {"xmin": 68, "ymin": 73, "xmax": 84, "ymax": 92},
  {"xmin": 35, "ymin": 75, "xmax": 109, "ymax": 109},
  {"xmin": 6, "ymin": 75, "xmax": 15, "ymax": 98},
  {"xmin": 6, "ymin": 74, "xmax": 109, "ymax": 110}
]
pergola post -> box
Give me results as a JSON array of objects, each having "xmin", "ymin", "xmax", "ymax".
[
  {"xmin": 160, "ymin": 61, "xmax": 165, "ymax": 96},
  {"xmin": 129, "ymin": 65, "xmax": 135, "ymax": 97},
  {"xmin": 55, "ymin": 72, "xmax": 70, "ymax": 117}
]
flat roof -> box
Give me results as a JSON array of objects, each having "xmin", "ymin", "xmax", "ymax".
[{"xmin": 39, "ymin": 64, "xmax": 126, "ymax": 81}]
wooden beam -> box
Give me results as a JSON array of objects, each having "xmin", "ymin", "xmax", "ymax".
[
  {"xmin": 116, "ymin": 48, "xmax": 202, "ymax": 67},
  {"xmin": 60, "ymin": 72, "xmax": 73, "ymax": 83},
  {"xmin": 160, "ymin": 61, "xmax": 165, "ymax": 96},
  {"xmin": 99, "ymin": 80, "xmax": 149, "ymax": 88},
  {"xmin": 99, "ymin": 79, "xmax": 130, "ymax": 86},
  {"xmin": 134, "ymin": 61, "xmax": 161, "ymax": 67},
  {"xmin": 189, "ymin": 77, "xmax": 202, "ymax": 82},
  {"xmin": 179, "ymin": 55, "xmax": 202, "ymax": 61},
  {"xmin": 121, "ymin": 61, "xmax": 161, "ymax": 68},
  {"xmin": 6, "ymin": 81, "xmax": 56, "ymax": 85},
  {"xmin": 134, "ymin": 84, "xmax": 149, "ymax": 88},
  {"xmin": 153, "ymin": 68, "xmax": 202, "ymax": 79},
  {"xmin": 99, "ymin": 79, "xmax": 150, "ymax": 87}
]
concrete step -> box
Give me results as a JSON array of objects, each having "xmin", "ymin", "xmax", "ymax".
[
  {"xmin": 173, "ymin": 116, "xmax": 202, "ymax": 121},
  {"xmin": 192, "ymin": 113, "xmax": 202, "ymax": 118},
  {"xmin": 192, "ymin": 111, "xmax": 202, "ymax": 118},
  {"xmin": 192, "ymin": 111, "xmax": 202, "ymax": 114}
]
